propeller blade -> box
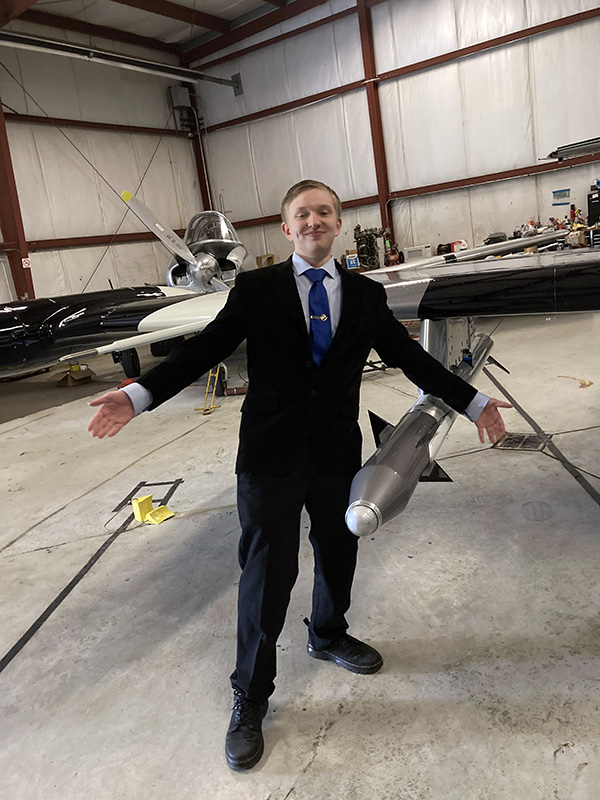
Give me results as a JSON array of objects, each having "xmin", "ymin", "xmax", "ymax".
[{"xmin": 121, "ymin": 191, "xmax": 197, "ymax": 266}]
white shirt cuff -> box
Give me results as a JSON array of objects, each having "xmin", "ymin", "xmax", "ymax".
[
  {"xmin": 120, "ymin": 383, "xmax": 153, "ymax": 416},
  {"xmin": 463, "ymin": 391, "xmax": 489, "ymax": 423}
]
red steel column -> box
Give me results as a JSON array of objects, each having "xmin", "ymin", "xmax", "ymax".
[
  {"xmin": 0, "ymin": 100, "xmax": 34, "ymax": 299},
  {"xmin": 357, "ymin": 0, "xmax": 395, "ymax": 243}
]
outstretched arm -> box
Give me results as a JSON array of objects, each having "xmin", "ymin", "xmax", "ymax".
[
  {"xmin": 88, "ymin": 391, "xmax": 135, "ymax": 439},
  {"xmin": 475, "ymin": 398, "xmax": 512, "ymax": 444}
]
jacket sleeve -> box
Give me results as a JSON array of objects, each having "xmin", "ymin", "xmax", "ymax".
[
  {"xmin": 136, "ymin": 274, "xmax": 249, "ymax": 410},
  {"xmin": 371, "ymin": 284, "xmax": 477, "ymax": 413}
]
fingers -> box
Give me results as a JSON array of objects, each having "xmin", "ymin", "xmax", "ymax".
[{"xmin": 491, "ymin": 399, "xmax": 512, "ymax": 409}]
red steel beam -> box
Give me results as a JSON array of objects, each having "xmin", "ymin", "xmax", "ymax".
[
  {"xmin": 205, "ymin": 80, "xmax": 364, "ymax": 133},
  {"xmin": 109, "ymin": 0, "xmax": 229, "ymax": 33},
  {"xmin": 189, "ymin": 7, "xmax": 357, "ymax": 71},
  {"xmin": 27, "ymin": 229, "xmax": 185, "ymax": 251},
  {"xmin": 0, "ymin": 0, "xmax": 39, "ymax": 26},
  {"xmin": 20, "ymin": 9, "xmax": 180, "ymax": 54},
  {"xmin": 389, "ymin": 152, "xmax": 600, "ymax": 201},
  {"xmin": 0, "ymin": 101, "xmax": 34, "ymax": 299},
  {"xmin": 183, "ymin": 0, "xmax": 330, "ymax": 63},
  {"xmin": 233, "ymin": 195, "xmax": 379, "ymax": 229},
  {"xmin": 201, "ymin": 8, "xmax": 600, "ymax": 136},
  {"xmin": 357, "ymin": 0, "xmax": 393, "ymax": 242},
  {"xmin": 5, "ymin": 113, "xmax": 188, "ymax": 138}
]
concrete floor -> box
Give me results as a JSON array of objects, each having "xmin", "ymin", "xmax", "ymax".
[{"xmin": 1, "ymin": 313, "xmax": 599, "ymax": 800}]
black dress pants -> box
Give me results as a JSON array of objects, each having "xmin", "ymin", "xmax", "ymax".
[{"xmin": 230, "ymin": 455, "xmax": 359, "ymax": 701}]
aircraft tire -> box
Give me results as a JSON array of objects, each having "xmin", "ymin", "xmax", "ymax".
[
  {"xmin": 150, "ymin": 336, "xmax": 185, "ymax": 358},
  {"xmin": 121, "ymin": 348, "xmax": 141, "ymax": 378}
]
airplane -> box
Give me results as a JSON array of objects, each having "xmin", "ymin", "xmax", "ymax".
[
  {"xmin": 0, "ymin": 192, "xmax": 254, "ymax": 380},
  {"xmin": 2, "ymin": 194, "xmax": 599, "ymax": 532}
]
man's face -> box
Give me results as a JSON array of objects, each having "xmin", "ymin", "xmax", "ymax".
[{"xmin": 281, "ymin": 188, "xmax": 342, "ymax": 266}]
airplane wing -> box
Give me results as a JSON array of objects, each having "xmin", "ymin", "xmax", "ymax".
[{"xmin": 58, "ymin": 290, "xmax": 230, "ymax": 363}]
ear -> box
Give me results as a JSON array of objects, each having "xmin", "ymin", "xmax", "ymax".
[
  {"xmin": 334, "ymin": 217, "xmax": 342, "ymax": 237},
  {"xmin": 281, "ymin": 221, "xmax": 293, "ymax": 242}
]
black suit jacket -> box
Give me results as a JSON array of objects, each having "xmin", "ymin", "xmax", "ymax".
[{"xmin": 138, "ymin": 257, "xmax": 477, "ymax": 476}]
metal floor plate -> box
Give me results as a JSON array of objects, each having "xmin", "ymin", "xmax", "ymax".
[{"xmin": 493, "ymin": 432, "xmax": 552, "ymax": 451}]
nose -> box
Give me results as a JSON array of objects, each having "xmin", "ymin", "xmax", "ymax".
[{"xmin": 306, "ymin": 212, "xmax": 320, "ymax": 228}]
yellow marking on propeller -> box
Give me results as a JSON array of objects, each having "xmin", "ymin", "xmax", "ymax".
[{"xmin": 121, "ymin": 190, "xmax": 133, "ymax": 203}]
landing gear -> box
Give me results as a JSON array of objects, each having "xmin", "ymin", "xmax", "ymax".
[{"xmin": 112, "ymin": 348, "xmax": 141, "ymax": 378}]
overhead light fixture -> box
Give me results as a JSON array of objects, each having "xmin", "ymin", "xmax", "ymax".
[
  {"xmin": 547, "ymin": 137, "xmax": 600, "ymax": 161},
  {"xmin": 0, "ymin": 30, "xmax": 243, "ymax": 95}
]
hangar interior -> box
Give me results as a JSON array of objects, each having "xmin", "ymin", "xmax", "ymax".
[{"xmin": 1, "ymin": 1, "xmax": 599, "ymax": 797}]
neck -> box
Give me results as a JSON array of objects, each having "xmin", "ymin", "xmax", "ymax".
[{"xmin": 295, "ymin": 251, "xmax": 333, "ymax": 269}]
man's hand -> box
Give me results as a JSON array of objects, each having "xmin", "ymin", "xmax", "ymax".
[
  {"xmin": 88, "ymin": 390, "xmax": 135, "ymax": 439},
  {"xmin": 475, "ymin": 397, "xmax": 512, "ymax": 444}
]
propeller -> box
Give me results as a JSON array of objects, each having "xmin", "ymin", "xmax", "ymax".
[
  {"xmin": 121, "ymin": 191, "xmax": 248, "ymax": 294},
  {"xmin": 121, "ymin": 191, "xmax": 198, "ymax": 268}
]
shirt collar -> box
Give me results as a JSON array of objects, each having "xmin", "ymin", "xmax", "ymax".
[{"xmin": 292, "ymin": 252, "xmax": 336, "ymax": 278}]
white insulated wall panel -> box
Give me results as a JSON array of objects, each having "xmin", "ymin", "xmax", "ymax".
[
  {"xmin": 459, "ymin": 43, "xmax": 535, "ymax": 175},
  {"xmin": 6, "ymin": 125, "xmax": 56, "ymax": 240},
  {"xmin": 7, "ymin": 125, "xmax": 200, "ymax": 241},
  {"xmin": 205, "ymin": 91, "xmax": 376, "ymax": 222},
  {"xmin": 205, "ymin": 126, "xmax": 263, "ymax": 220},
  {"xmin": 530, "ymin": 19, "xmax": 600, "ymax": 158},
  {"xmin": 197, "ymin": 12, "xmax": 363, "ymax": 128},
  {"xmin": 454, "ymin": 0, "xmax": 526, "ymax": 47},
  {"xmin": 371, "ymin": 0, "xmax": 459, "ymax": 75},
  {"xmin": 290, "ymin": 93, "xmax": 375, "ymax": 201},
  {"xmin": 29, "ymin": 240, "xmax": 169, "ymax": 300},
  {"xmin": 380, "ymin": 64, "xmax": 468, "ymax": 191},
  {"xmin": 466, "ymin": 177, "xmax": 539, "ymax": 244},
  {"xmin": 0, "ymin": 257, "xmax": 14, "ymax": 303},
  {"xmin": 248, "ymin": 114, "xmax": 301, "ymax": 217},
  {"xmin": 526, "ymin": 0, "xmax": 600, "ymax": 26}
]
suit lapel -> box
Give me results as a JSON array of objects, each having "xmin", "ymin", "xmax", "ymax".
[
  {"xmin": 324, "ymin": 264, "xmax": 362, "ymax": 359},
  {"xmin": 266, "ymin": 256, "xmax": 308, "ymax": 335}
]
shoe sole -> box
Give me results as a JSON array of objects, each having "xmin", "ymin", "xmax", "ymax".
[{"xmin": 307, "ymin": 644, "xmax": 383, "ymax": 674}]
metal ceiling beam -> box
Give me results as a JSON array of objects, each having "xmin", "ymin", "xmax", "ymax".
[
  {"xmin": 182, "ymin": 0, "xmax": 329, "ymax": 63},
  {"xmin": 0, "ymin": 0, "xmax": 39, "ymax": 27},
  {"xmin": 109, "ymin": 0, "xmax": 229, "ymax": 34},
  {"xmin": 0, "ymin": 31, "xmax": 242, "ymax": 91},
  {"xmin": 5, "ymin": 112, "xmax": 189, "ymax": 137},
  {"xmin": 20, "ymin": 9, "xmax": 179, "ymax": 54}
]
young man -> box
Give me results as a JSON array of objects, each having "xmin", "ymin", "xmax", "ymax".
[{"xmin": 88, "ymin": 180, "xmax": 509, "ymax": 771}]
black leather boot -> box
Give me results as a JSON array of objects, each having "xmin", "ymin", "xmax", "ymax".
[{"xmin": 225, "ymin": 690, "xmax": 268, "ymax": 771}]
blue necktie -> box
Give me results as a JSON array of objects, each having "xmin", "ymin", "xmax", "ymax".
[{"xmin": 304, "ymin": 268, "xmax": 332, "ymax": 366}]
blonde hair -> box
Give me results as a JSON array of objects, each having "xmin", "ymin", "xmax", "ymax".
[{"xmin": 280, "ymin": 180, "xmax": 342, "ymax": 223}]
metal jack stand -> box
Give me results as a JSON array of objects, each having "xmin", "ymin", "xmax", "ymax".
[{"xmin": 196, "ymin": 363, "xmax": 227, "ymax": 415}]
